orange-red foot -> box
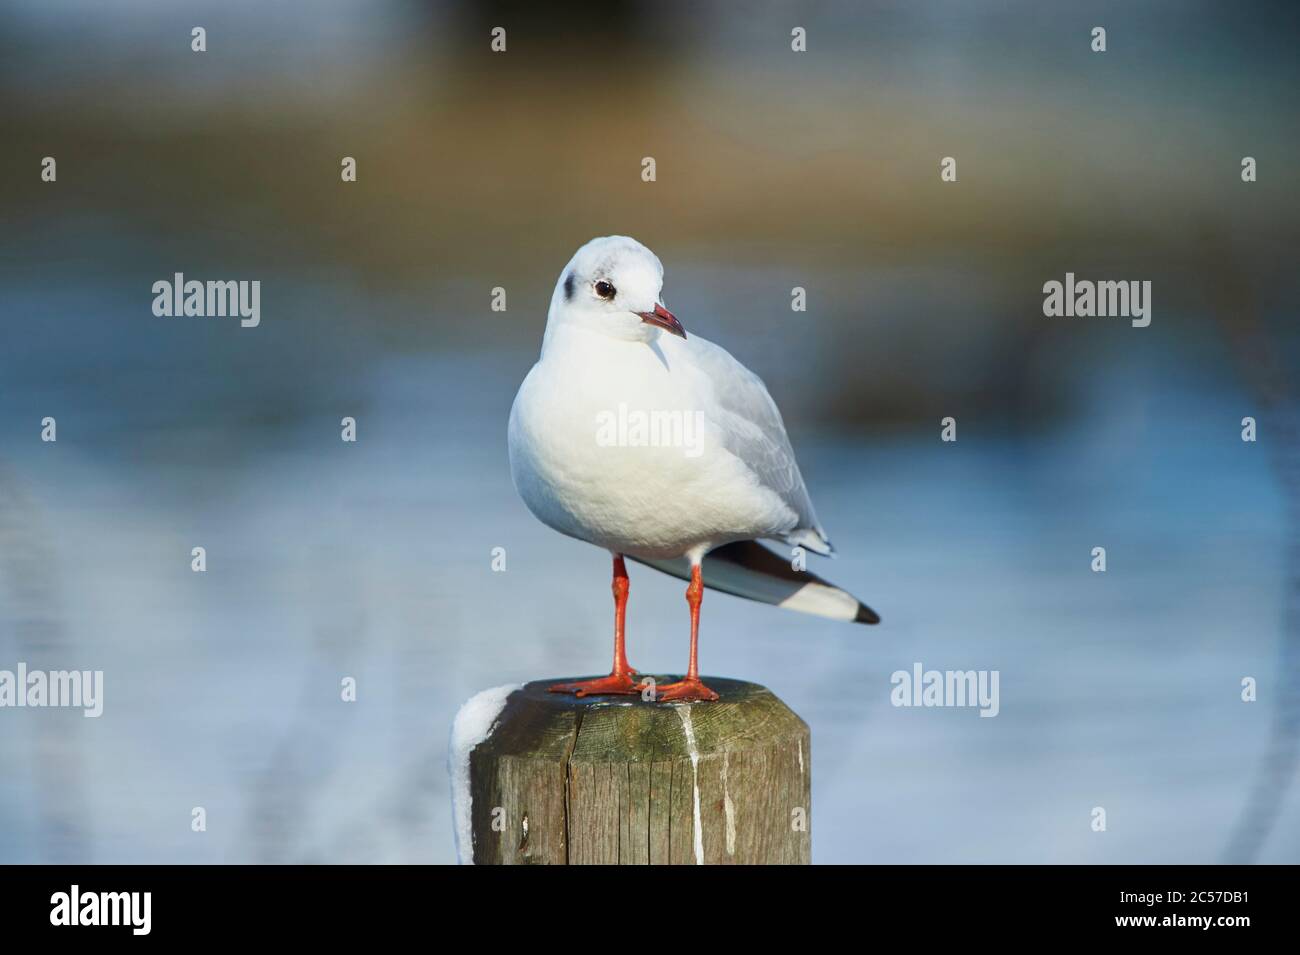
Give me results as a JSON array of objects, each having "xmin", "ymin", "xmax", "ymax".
[
  {"xmin": 548, "ymin": 670, "xmax": 640, "ymax": 697},
  {"xmin": 642, "ymin": 677, "xmax": 720, "ymax": 703}
]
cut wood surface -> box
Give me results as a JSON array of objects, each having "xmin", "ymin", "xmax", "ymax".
[{"xmin": 467, "ymin": 677, "xmax": 811, "ymax": 864}]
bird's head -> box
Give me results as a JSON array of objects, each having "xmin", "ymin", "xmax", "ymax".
[{"xmin": 547, "ymin": 235, "xmax": 685, "ymax": 343}]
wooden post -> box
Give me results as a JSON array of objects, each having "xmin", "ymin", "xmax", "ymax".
[{"xmin": 466, "ymin": 677, "xmax": 811, "ymax": 864}]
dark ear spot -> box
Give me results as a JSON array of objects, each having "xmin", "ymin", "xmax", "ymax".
[{"xmin": 563, "ymin": 273, "xmax": 576, "ymax": 301}]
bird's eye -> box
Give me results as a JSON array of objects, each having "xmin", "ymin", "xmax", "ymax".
[{"xmin": 594, "ymin": 280, "xmax": 616, "ymax": 300}]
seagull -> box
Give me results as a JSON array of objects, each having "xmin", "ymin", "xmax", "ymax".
[{"xmin": 508, "ymin": 236, "xmax": 879, "ymax": 702}]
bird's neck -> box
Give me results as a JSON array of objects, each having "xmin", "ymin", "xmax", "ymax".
[{"xmin": 541, "ymin": 321, "xmax": 663, "ymax": 358}]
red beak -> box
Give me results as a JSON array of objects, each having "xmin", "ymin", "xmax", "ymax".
[{"xmin": 637, "ymin": 303, "xmax": 686, "ymax": 339}]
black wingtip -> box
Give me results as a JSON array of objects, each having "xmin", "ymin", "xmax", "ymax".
[{"xmin": 855, "ymin": 603, "xmax": 881, "ymax": 624}]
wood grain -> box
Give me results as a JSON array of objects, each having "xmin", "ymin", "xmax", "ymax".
[{"xmin": 467, "ymin": 677, "xmax": 811, "ymax": 864}]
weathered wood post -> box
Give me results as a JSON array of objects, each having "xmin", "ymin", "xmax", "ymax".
[{"xmin": 464, "ymin": 677, "xmax": 811, "ymax": 864}]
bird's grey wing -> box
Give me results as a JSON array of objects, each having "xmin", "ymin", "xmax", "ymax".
[
  {"xmin": 687, "ymin": 335, "xmax": 832, "ymax": 553},
  {"xmin": 631, "ymin": 541, "xmax": 877, "ymax": 623}
]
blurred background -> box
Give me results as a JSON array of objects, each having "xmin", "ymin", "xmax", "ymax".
[{"xmin": 1, "ymin": 0, "xmax": 1297, "ymax": 864}]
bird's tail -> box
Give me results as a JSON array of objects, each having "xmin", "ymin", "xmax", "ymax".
[{"xmin": 630, "ymin": 540, "xmax": 880, "ymax": 625}]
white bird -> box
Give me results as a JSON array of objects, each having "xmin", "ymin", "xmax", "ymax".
[{"xmin": 508, "ymin": 236, "xmax": 879, "ymax": 702}]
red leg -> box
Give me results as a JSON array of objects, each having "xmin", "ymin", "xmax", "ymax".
[
  {"xmin": 643, "ymin": 564, "xmax": 719, "ymax": 702},
  {"xmin": 610, "ymin": 555, "xmax": 634, "ymax": 676},
  {"xmin": 550, "ymin": 555, "xmax": 639, "ymax": 697}
]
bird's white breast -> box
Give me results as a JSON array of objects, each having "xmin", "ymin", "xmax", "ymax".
[{"xmin": 508, "ymin": 329, "xmax": 796, "ymax": 560}]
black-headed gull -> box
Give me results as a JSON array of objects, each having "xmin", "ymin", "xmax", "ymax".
[{"xmin": 508, "ymin": 236, "xmax": 879, "ymax": 702}]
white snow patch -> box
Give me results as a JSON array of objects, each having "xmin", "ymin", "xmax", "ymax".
[
  {"xmin": 675, "ymin": 704, "xmax": 705, "ymax": 865},
  {"xmin": 449, "ymin": 683, "xmax": 521, "ymax": 864}
]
